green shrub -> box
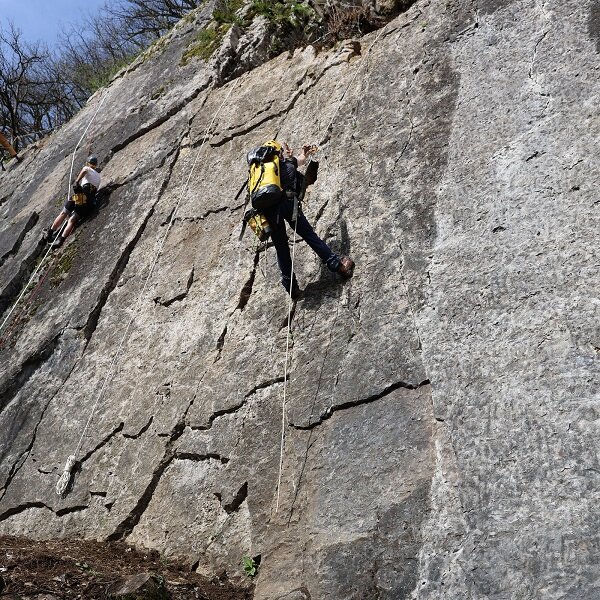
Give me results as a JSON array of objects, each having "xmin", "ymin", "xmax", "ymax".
[
  {"xmin": 242, "ymin": 556, "xmax": 258, "ymax": 577},
  {"xmin": 250, "ymin": 0, "xmax": 314, "ymax": 26},
  {"xmin": 213, "ymin": 0, "xmax": 246, "ymax": 26},
  {"xmin": 180, "ymin": 25, "xmax": 227, "ymax": 65}
]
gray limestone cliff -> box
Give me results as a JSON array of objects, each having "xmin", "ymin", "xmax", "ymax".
[{"xmin": 1, "ymin": 0, "xmax": 599, "ymax": 598}]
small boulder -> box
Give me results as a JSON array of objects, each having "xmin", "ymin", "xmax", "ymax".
[{"xmin": 107, "ymin": 572, "xmax": 168, "ymax": 599}]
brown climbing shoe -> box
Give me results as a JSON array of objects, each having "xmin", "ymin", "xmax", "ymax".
[{"xmin": 337, "ymin": 256, "xmax": 355, "ymax": 278}]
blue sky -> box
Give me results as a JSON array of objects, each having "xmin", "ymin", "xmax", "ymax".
[{"xmin": 0, "ymin": 0, "xmax": 107, "ymax": 47}]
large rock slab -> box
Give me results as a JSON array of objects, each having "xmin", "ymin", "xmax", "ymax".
[{"xmin": 0, "ymin": 0, "xmax": 598, "ymax": 598}]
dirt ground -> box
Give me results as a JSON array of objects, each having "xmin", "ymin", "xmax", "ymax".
[{"xmin": 0, "ymin": 535, "xmax": 253, "ymax": 599}]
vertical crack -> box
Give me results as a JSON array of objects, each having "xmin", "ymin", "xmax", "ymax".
[
  {"xmin": 236, "ymin": 250, "xmax": 260, "ymax": 311},
  {"xmin": 0, "ymin": 384, "xmax": 57, "ymax": 501},
  {"xmin": 82, "ymin": 145, "xmax": 182, "ymax": 344},
  {"xmin": 0, "ymin": 212, "xmax": 39, "ymax": 270},
  {"xmin": 0, "ymin": 334, "xmax": 61, "ymax": 413},
  {"xmin": 214, "ymin": 324, "xmax": 228, "ymax": 363},
  {"xmin": 106, "ymin": 370, "xmax": 206, "ymax": 541},
  {"xmin": 0, "ymin": 238, "xmax": 47, "ymax": 319},
  {"xmin": 221, "ymin": 482, "xmax": 248, "ymax": 514},
  {"xmin": 105, "ymin": 420, "xmax": 184, "ymax": 542}
]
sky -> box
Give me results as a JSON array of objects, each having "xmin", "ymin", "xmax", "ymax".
[{"xmin": 0, "ymin": 0, "xmax": 107, "ymax": 47}]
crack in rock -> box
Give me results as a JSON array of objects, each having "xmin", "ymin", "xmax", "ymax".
[
  {"xmin": 154, "ymin": 267, "xmax": 195, "ymax": 307},
  {"xmin": 0, "ymin": 501, "xmax": 49, "ymax": 521},
  {"xmin": 105, "ymin": 380, "xmax": 202, "ymax": 541},
  {"xmin": 0, "ymin": 334, "xmax": 61, "ymax": 414},
  {"xmin": 0, "ymin": 326, "xmax": 96, "ymax": 499},
  {"xmin": 51, "ymin": 423, "xmax": 125, "ymax": 501},
  {"xmin": 173, "ymin": 204, "xmax": 233, "ymax": 223},
  {"xmin": 0, "ymin": 238, "xmax": 47, "ymax": 320},
  {"xmin": 175, "ymin": 452, "xmax": 229, "ymax": 464},
  {"xmin": 0, "ymin": 501, "xmax": 88, "ymax": 522},
  {"xmin": 290, "ymin": 379, "xmax": 431, "ymax": 430},
  {"xmin": 0, "ymin": 212, "xmax": 39, "ymax": 270},
  {"xmin": 79, "ymin": 422, "xmax": 126, "ymax": 465},
  {"xmin": 110, "ymin": 81, "xmax": 211, "ymax": 156},
  {"xmin": 190, "ymin": 377, "xmax": 284, "ymax": 431},
  {"xmin": 191, "ymin": 377, "xmax": 284, "ymax": 432},
  {"xmin": 191, "ymin": 400, "xmax": 247, "ymax": 432},
  {"xmin": 0, "ymin": 392, "xmax": 55, "ymax": 501},
  {"xmin": 219, "ymin": 481, "xmax": 248, "ymax": 514},
  {"xmin": 245, "ymin": 376, "xmax": 285, "ymax": 398},
  {"xmin": 55, "ymin": 505, "xmax": 89, "ymax": 517},
  {"xmin": 213, "ymin": 324, "xmax": 228, "ymax": 364},
  {"xmin": 123, "ymin": 417, "xmax": 154, "ymax": 440},
  {"xmin": 236, "ymin": 250, "xmax": 260, "ymax": 311},
  {"xmin": 0, "ymin": 190, "xmax": 15, "ymax": 209},
  {"xmin": 209, "ymin": 61, "xmax": 340, "ymax": 148},
  {"xmin": 82, "ymin": 143, "xmax": 182, "ymax": 344}
]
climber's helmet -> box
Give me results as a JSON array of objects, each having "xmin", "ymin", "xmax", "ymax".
[{"xmin": 87, "ymin": 155, "xmax": 98, "ymax": 166}]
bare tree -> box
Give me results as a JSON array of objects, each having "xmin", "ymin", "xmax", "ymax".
[
  {"xmin": 1, "ymin": 1, "xmax": 203, "ymax": 152},
  {"xmin": 0, "ymin": 21, "xmax": 63, "ymax": 150},
  {"xmin": 104, "ymin": 0, "xmax": 202, "ymax": 43}
]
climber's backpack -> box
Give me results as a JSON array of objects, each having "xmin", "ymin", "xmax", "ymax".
[
  {"xmin": 247, "ymin": 144, "xmax": 283, "ymax": 210},
  {"xmin": 72, "ymin": 182, "xmax": 87, "ymax": 207}
]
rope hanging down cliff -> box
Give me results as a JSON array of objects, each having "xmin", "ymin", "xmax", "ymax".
[
  {"xmin": 56, "ymin": 79, "xmax": 239, "ymax": 497},
  {"xmin": 275, "ymin": 24, "xmax": 388, "ymax": 512},
  {"xmin": 0, "ymin": 88, "xmax": 111, "ymax": 343}
]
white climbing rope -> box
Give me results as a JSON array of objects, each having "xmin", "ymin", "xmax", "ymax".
[
  {"xmin": 275, "ymin": 209, "xmax": 300, "ymax": 512},
  {"xmin": 274, "ymin": 25, "xmax": 389, "ymax": 512},
  {"xmin": 0, "ymin": 88, "xmax": 110, "ymax": 340},
  {"xmin": 55, "ymin": 454, "xmax": 77, "ymax": 496},
  {"xmin": 56, "ymin": 79, "xmax": 239, "ymax": 496}
]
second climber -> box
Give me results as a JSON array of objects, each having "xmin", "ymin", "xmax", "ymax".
[{"xmin": 43, "ymin": 155, "xmax": 102, "ymax": 249}]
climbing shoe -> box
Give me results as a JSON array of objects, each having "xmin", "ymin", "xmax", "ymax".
[
  {"xmin": 43, "ymin": 227, "xmax": 57, "ymax": 243},
  {"xmin": 51, "ymin": 235, "xmax": 65, "ymax": 250},
  {"xmin": 337, "ymin": 256, "xmax": 355, "ymax": 278}
]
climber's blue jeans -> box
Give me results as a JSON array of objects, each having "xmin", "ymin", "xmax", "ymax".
[{"xmin": 263, "ymin": 197, "xmax": 341, "ymax": 290}]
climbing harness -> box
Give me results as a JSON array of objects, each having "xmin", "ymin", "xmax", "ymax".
[
  {"xmin": 274, "ymin": 24, "xmax": 388, "ymax": 512},
  {"xmin": 56, "ymin": 78, "xmax": 240, "ymax": 497},
  {"xmin": 0, "ymin": 87, "xmax": 110, "ymax": 342}
]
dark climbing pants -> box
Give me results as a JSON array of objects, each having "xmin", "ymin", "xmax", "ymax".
[{"xmin": 262, "ymin": 197, "xmax": 340, "ymax": 290}]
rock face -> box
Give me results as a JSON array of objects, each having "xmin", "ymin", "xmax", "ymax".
[{"xmin": 1, "ymin": 0, "xmax": 599, "ymax": 598}]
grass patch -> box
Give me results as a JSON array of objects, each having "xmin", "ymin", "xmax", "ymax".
[
  {"xmin": 180, "ymin": 24, "xmax": 229, "ymax": 64},
  {"xmin": 180, "ymin": 0, "xmax": 247, "ymax": 66},
  {"xmin": 50, "ymin": 239, "xmax": 78, "ymax": 285},
  {"xmin": 86, "ymin": 55, "xmax": 138, "ymax": 94}
]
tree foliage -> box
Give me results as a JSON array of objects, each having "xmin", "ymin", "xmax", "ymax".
[{"xmin": 0, "ymin": 0, "xmax": 203, "ymax": 153}]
